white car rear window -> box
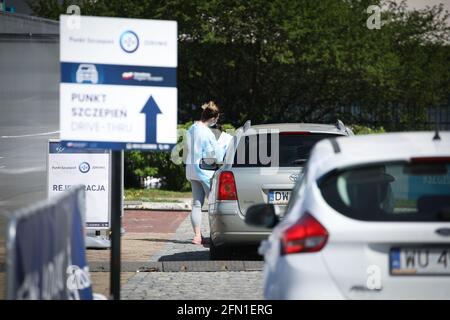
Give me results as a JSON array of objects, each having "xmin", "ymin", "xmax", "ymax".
[
  {"xmin": 319, "ymin": 161, "xmax": 450, "ymax": 221},
  {"xmin": 233, "ymin": 132, "xmax": 339, "ymax": 168}
]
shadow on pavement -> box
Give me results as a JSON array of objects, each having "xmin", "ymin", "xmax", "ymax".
[
  {"xmin": 130, "ymin": 238, "xmax": 193, "ymax": 245},
  {"xmin": 224, "ymin": 246, "xmax": 263, "ymax": 261},
  {"xmin": 158, "ymin": 251, "xmax": 210, "ymax": 261},
  {"xmin": 157, "ymin": 245, "xmax": 263, "ymax": 262}
]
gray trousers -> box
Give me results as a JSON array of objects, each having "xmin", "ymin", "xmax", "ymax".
[{"xmin": 190, "ymin": 180, "xmax": 210, "ymax": 229}]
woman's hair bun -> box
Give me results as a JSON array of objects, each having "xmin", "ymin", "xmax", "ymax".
[{"xmin": 201, "ymin": 101, "xmax": 220, "ymax": 121}]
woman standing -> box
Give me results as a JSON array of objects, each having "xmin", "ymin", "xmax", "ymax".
[{"xmin": 185, "ymin": 101, "xmax": 224, "ymax": 244}]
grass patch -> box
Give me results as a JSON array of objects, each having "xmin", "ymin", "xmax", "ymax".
[{"xmin": 125, "ymin": 188, "xmax": 191, "ymax": 202}]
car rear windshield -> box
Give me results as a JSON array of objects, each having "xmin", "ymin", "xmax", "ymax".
[
  {"xmin": 318, "ymin": 161, "xmax": 450, "ymax": 222},
  {"xmin": 233, "ymin": 132, "xmax": 340, "ymax": 167}
]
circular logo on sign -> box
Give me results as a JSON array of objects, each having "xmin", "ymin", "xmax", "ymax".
[
  {"xmin": 79, "ymin": 162, "xmax": 90, "ymax": 173},
  {"xmin": 120, "ymin": 30, "xmax": 139, "ymax": 53}
]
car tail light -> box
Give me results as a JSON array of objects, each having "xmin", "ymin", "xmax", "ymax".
[
  {"xmin": 217, "ymin": 171, "xmax": 238, "ymax": 201},
  {"xmin": 281, "ymin": 212, "xmax": 328, "ymax": 255}
]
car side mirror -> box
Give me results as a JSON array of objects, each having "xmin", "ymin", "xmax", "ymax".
[
  {"xmin": 200, "ymin": 158, "xmax": 219, "ymax": 170},
  {"xmin": 245, "ymin": 203, "xmax": 279, "ymax": 228}
]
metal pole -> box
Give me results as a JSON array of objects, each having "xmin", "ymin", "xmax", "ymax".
[{"xmin": 110, "ymin": 150, "xmax": 122, "ymax": 300}]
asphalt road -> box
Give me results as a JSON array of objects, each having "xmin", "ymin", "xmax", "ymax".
[{"xmin": 0, "ymin": 39, "xmax": 59, "ymax": 215}]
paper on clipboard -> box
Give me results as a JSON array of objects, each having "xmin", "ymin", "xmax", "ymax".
[{"xmin": 218, "ymin": 132, "xmax": 233, "ymax": 151}]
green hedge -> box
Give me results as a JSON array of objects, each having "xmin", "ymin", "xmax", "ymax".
[{"xmin": 350, "ymin": 125, "xmax": 386, "ymax": 135}]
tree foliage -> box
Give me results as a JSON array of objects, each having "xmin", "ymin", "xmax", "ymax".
[
  {"xmin": 29, "ymin": 0, "xmax": 449, "ymax": 130},
  {"xmin": 351, "ymin": 124, "xmax": 386, "ymax": 135}
]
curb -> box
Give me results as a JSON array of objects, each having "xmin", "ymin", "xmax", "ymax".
[
  {"xmin": 124, "ymin": 200, "xmax": 192, "ymax": 211},
  {"xmin": 88, "ymin": 260, "xmax": 264, "ymax": 272},
  {"xmin": 124, "ymin": 200, "xmax": 210, "ymax": 212}
]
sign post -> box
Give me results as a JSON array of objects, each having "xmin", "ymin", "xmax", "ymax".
[
  {"xmin": 110, "ymin": 150, "xmax": 122, "ymax": 300},
  {"xmin": 59, "ymin": 15, "xmax": 178, "ymax": 300}
]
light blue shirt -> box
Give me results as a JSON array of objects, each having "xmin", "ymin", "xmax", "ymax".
[{"xmin": 185, "ymin": 122, "xmax": 225, "ymax": 185}]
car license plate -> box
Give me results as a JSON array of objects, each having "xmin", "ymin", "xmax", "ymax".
[
  {"xmin": 268, "ymin": 190, "xmax": 291, "ymax": 205},
  {"xmin": 390, "ymin": 248, "xmax": 450, "ymax": 275}
]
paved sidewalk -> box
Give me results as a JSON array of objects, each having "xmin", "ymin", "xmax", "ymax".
[
  {"xmin": 87, "ymin": 210, "xmax": 189, "ymax": 297},
  {"xmin": 150, "ymin": 210, "xmax": 210, "ymax": 262},
  {"xmin": 120, "ymin": 210, "xmax": 265, "ymax": 300},
  {"xmin": 149, "ymin": 210, "xmax": 262, "ymax": 262},
  {"xmin": 87, "ymin": 210, "xmax": 189, "ymax": 263},
  {"xmin": 86, "ymin": 208, "xmax": 265, "ymax": 300}
]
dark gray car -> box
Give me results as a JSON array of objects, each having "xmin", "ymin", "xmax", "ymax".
[{"xmin": 204, "ymin": 121, "xmax": 353, "ymax": 259}]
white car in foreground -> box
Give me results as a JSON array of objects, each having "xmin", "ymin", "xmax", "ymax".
[{"xmin": 246, "ymin": 131, "xmax": 450, "ymax": 299}]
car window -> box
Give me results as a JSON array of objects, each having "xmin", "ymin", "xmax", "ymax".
[
  {"xmin": 318, "ymin": 161, "xmax": 450, "ymax": 222},
  {"xmin": 232, "ymin": 132, "xmax": 340, "ymax": 168}
]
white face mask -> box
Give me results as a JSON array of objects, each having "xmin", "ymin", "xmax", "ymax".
[{"xmin": 208, "ymin": 119, "xmax": 217, "ymax": 127}]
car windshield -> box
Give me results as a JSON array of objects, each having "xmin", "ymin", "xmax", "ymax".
[
  {"xmin": 233, "ymin": 132, "xmax": 340, "ymax": 167},
  {"xmin": 319, "ymin": 161, "xmax": 450, "ymax": 221}
]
